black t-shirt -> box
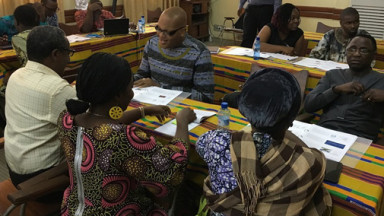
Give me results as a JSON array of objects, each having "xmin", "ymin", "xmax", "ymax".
[{"xmin": 266, "ymin": 23, "xmax": 303, "ymax": 47}]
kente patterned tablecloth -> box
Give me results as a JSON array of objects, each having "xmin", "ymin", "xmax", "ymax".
[
  {"xmin": 129, "ymin": 98, "xmax": 384, "ymax": 216},
  {"xmin": 0, "ymin": 27, "xmax": 157, "ymax": 86}
]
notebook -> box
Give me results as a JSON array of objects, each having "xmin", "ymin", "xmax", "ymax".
[{"xmin": 103, "ymin": 18, "xmax": 129, "ymax": 36}]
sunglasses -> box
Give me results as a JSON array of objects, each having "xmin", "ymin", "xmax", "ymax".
[{"xmin": 155, "ymin": 25, "xmax": 185, "ymax": 37}]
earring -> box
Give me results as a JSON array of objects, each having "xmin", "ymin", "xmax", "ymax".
[{"xmin": 109, "ymin": 106, "xmax": 123, "ymax": 120}]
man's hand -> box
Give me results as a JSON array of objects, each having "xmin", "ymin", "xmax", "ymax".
[
  {"xmin": 144, "ymin": 105, "xmax": 171, "ymax": 122},
  {"xmin": 134, "ymin": 78, "xmax": 160, "ymax": 88},
  {"xmin": 362, "ymin": 89, "xmax": 384, "ymax": 103},
  {"xmin": 333, "ymin": 82, "xmax": 365, "ymax": 95}
]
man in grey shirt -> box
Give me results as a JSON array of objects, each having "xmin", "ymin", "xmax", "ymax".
[
  {"xmin": 305, "ymin": 34, "xmax": 384, "ymax": 141},
  {"xmin": 239, "ymin": 0, "xmax": 281, "ymax": 48}
]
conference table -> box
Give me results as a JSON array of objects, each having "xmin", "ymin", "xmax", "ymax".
[
  {"xmin": 304, "ymin": 31, "xmax": 384, "ymax": 69},
  {"xmin": 0, "ymin": 26, "xmax": 157, "ymax": 87},
  {"xmin": 129, "ymin": 98, "xmax": 384, "ymax": 216}
]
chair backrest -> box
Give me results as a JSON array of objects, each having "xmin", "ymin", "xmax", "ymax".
[
  {"xmin": 147, "ymin": 7, "xmax": 162, "ymax": 23},
  {"xmin": 316, "ymin": 22, "xmax": 336, "ymax": 33},
  {"xmin": 292, "ymin": 70, "xmax": 309, "ymax": 104},
  {"xmin": 58, "ymin": 23, "xmax": 80, "ymax": 36}
]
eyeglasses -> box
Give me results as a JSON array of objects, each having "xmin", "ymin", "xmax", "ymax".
[
  {"xmin": 288, "ymin": 17, "xmax": 301, "ymax": 22},
  {"xmin": 61, "ymin": 48, "xmax": 76, "ymax": 57},
  {"xmin": 346, "ymin": 47, "xmax": 371, "ymax": 55},
  {"xmin": 155, "ymin": 25, "xmax": 185, "ymax": 37}
]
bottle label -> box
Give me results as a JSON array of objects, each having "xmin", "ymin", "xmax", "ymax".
[{"xmin": 218, "ymin": 116, "xmax": 230, "ymax": 127}]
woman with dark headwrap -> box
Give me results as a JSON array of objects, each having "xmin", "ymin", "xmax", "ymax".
[
  {"xmin": 196, "ymin": 68, "xmax": 332, "ymax": 215},
  {"xmin": 256, "ymin": 3, "xmax": 305, "ymax": 56}
]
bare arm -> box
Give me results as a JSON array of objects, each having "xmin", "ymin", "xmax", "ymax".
[
  {"xmin": 257, "ymin": 25, "xmax": 294, "ymax": 55},
  {"xmin": 293, "ymin": 34, "xmax": 305, "ymax": 56},
  {"xmin": 80, "ymin": 3, "xmax": 102, "ymax": 33}
]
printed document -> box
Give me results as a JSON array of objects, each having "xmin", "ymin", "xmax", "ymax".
[
  {"xmin": 132, "ymin": 87, "xmax": 183, "ymax": 105},
  {"xmin": 288, "ymin": 121, "xmax": 357, "ymax": 162}
]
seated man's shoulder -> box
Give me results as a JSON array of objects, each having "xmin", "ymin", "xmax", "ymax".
[{"xmin": 185, "ymin": 35, "xmax": 209, "ymax": 52}]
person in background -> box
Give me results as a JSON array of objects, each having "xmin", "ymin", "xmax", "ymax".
[
  {"xmin": 305, "ymin": 34, "xmax": 384, "ymax": 142},
  {"xmin": 75, "ymin": 0, "xmax": 115, "ymax": 33},
  {"xmin": 60, "ymin": 52, "xmax": 196, "ymax": 215},
  {"xmin": 239, "ymin": 0, "xmax": 281, "ymax": 48},
  {"xmin": 12, "ymin": 4, "xmax": 40, "ymax": 67},
  {"xmin": 197, "ymin": 68, "xmax": 332, "ymax": 216},
  {"xmin": 0, "ymin": 0, "xmax": 58, "ymax": 45},
  {"xmin": 5, "ymin": 26, "xmax": 76, "ymax": 188},
  {"xmin": 309, "ymin": 7, "xmax": 369, "ymax": 63},
  {"xmin": 42, "ymin": 0, "xmax": 59, "ymax": 27},
  {"xmin": 257, "ymin": 3, "xmax": 305, "ymax": 56},
  {"xmin": 134, "ymin": 7, "xmax": 215, "ymax": 103}
]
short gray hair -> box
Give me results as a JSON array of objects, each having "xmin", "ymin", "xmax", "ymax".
[{"xmin": 27, "ymin": 26, "xmax": 68, "ymax": 62}]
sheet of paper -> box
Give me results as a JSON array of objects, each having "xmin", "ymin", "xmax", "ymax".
[
  {"xmin": 193, "ymin": 109, "xmax": 216, "ymax": 123},
  {"xmin": 67, "ymin": 35, "xmax": 91, "ymax": 43},
  {"xmin": 155, "ymin": 119, "xmax": 199, "ymax": 136},
  {"xmin": 132, "ymin": 87, "xmax": 183, "ymax": 105},
  {"xmin": 300, "ymin": 124, "xmax": 357, "ymax": 162},
  {"xmin": 264, "ymin": 52, "xmax": 298, "ymax": 61},
  {"xmin": 221, "ymin": 47, "xmax": 269, "ymax": 58},
  {"xmin": 293, "ymin": 57, "xmax": 349, "ymax": 71},
  {"xmin": 288, "ymin": 120, "xmax": 312, "ymax": 139}
]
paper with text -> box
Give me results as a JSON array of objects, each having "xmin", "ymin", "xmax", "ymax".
[
  {"xmin": 132, "ymin": 87, "xmax": 183, "ymax": 105},
  {"xmin": 288, "ymin": 121, "xmax": 357, "ymax": 162}
]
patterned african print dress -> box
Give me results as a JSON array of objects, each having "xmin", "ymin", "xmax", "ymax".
[{"xmin": 58, "ymin": 111, "xmax": 189, "ymax": 215}]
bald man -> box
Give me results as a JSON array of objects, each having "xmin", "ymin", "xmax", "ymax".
[
  {"xmin": 75, "ymin": 0, "xmax": 114, "ymax": 33},
  {"xmin": 134, "ymin": 7, "xmax": 214, "ymax": 103}
]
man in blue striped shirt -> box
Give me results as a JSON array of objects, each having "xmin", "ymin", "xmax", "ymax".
[
  {"xmin": 239, "ymin": 0, "xmax": 281, "ymax": 48},
  {"xmin": 134, "ymin": 7, "xmax": 215, "ymax": 103}
]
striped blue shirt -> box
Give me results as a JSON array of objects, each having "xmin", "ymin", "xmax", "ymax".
[{"xmin": 135, "ymin": 35, "xmax": 215, "ymax": 102}]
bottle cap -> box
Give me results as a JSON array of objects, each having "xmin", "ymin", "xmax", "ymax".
[
  {"xmin": 221, "ymin": 102, "xmax": 228, "ymax": 109},
  {"xmin": 256, "ymin": 36, "xmax": 260, "ymax": 41}
]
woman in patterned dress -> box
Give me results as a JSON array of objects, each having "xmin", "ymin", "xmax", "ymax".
[{"xmin": 58, "ymin": 52, "xmax": 196, "ymax": 215}]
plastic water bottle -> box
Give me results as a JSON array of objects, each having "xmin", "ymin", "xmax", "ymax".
[
  {"xmin": 137, "ymin": 18, "xmax": 143, "ymax": 33},
  {"xmin": 141, "ymin": 15, "xmax": 146, "ymax": 33},
  {"xmin": 253, "ymin": 36, "xmax": 260, "ymax": 60},
  {"xmin": 217, "ymin": 102, "xmax": 230, "ymax": 130}
]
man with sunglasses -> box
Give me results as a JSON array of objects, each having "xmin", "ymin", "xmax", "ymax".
[
  {"xmin": 305, "ymin": 34, "xmax": 384, "ymax": 142},
  {"xmin": 134, "ymin": 7, "xmax": 214, "ymax": 103},
  {"xmin": 4, "ymin": 26, "xmax": 76, "ymax": 189}
]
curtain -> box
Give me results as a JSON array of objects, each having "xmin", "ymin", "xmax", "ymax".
[
  {"xmin": 0, "ymin": 0, "xmax": 64, "ymax": 24},
  {"xmin": 0, "ymin": 0, "xmax": 39, "ymax": 16},
  {"xmin": 123, "ymin": 0, "xmax": 179, "ymax": 23}
]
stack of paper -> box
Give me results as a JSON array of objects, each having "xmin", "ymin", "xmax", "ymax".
[
  {"xmin": 221, "ymin": 47, "xmax": 269, "ymax": 58},
  {"xmin": 132, "ymin": 87, "xmax": 183, "ymax": 105},
  {"xmin": 288, "ymin": 121, "xmax": 358, "ymax": 162},
  {"xmin": 155, "ymin": 109, "xmax": 216, "ymax": 136}
]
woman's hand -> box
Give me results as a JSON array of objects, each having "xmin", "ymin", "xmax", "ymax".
[
  {"xmin": 176, "ymin": 108, "xmax": 196, "ymax": 125},
  {"xmin": 144, "ymin": 105, "xmax": 171, "ymax": 122},
  {"xmin": 281, "ymin": 46, "xmax": 295, "ymax": 56}
]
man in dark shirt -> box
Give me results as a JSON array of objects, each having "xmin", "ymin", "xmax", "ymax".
[{"xmin": 304, "ymin": 34, "xmax": 384, "ymax": 141}]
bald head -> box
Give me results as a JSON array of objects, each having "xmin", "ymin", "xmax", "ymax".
[{"xmin": 161, "ymin": 7, "xmax": 187, "ymax": 27}]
